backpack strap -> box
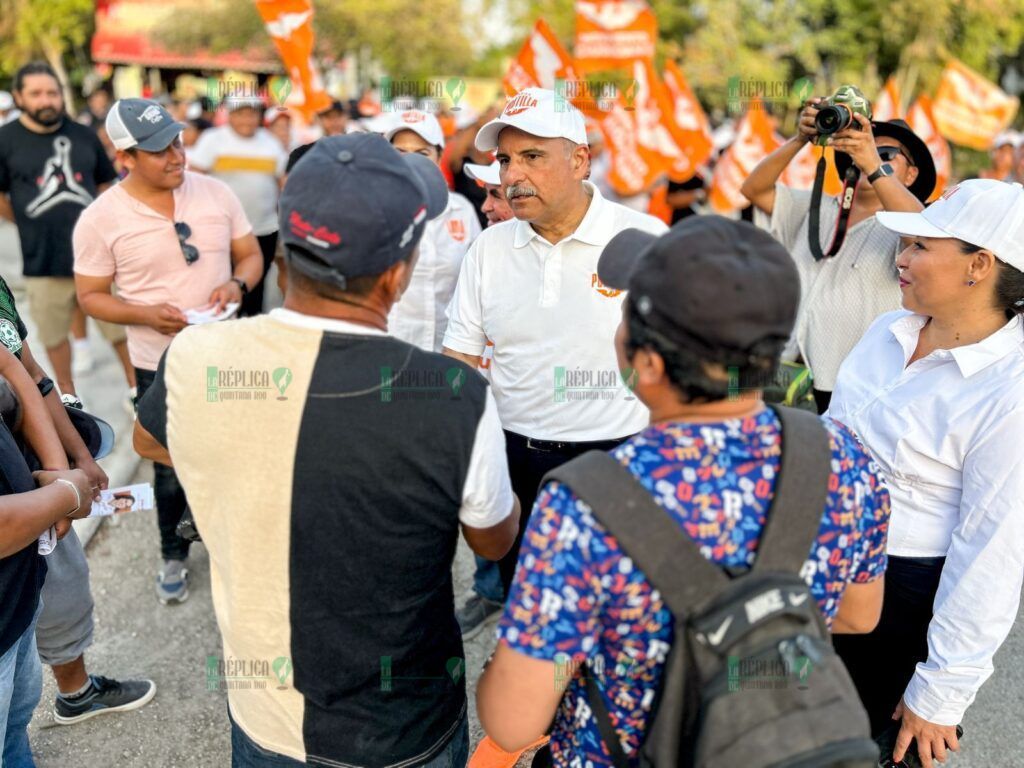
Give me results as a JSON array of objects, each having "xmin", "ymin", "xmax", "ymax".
[
  {"xmin": 753, "ymin": 405, "xmax": 833, "ymax": 574},
  {"xmin": 543, "ymin": 450, "xmax": 729, "ymax": 620}
]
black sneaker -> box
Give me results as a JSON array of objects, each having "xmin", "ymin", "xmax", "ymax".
[
  {"xmin": 456, "ymin": 594, "xmax": 503, "ymax": 640},
  {"xmin": 53, "ymin": 675, "xmax": 156, "ymax": 725}
]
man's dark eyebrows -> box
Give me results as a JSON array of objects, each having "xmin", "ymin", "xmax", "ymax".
[{"xmin": 515, "ymin": 146, "xmax": 547, "ymax": 156}]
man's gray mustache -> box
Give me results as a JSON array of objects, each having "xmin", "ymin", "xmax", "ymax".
[{"xmin": 506, "ymin": 185, "xmax": 538, "ymax": 201}]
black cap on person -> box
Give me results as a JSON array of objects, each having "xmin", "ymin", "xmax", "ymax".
[{"xmin": 598, "ymin": 215, "xmax": 800, "ymax": 362}]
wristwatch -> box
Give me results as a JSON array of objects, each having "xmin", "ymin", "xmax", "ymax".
[
  {"xmin": 867, "ymin": 163, "xmax": 894, "ymax": 185},
  {"xmin": 230, "ymin": 277, "xmax": 249, "ymax": 295}
]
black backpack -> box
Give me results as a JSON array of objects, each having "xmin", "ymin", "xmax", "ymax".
[{"xmin": 542, "ymin": 405, "xmax": 879, "ymax": 768}]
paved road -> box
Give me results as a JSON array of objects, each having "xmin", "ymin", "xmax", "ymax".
[{"xmin": 3, "ymin": 217, "xmax": 1020, "ymax": 766}]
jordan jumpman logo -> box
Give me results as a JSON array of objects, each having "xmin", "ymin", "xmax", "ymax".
[{"xmin": 25, "ymin": 136, "xmax": 94, "ymax": 218}]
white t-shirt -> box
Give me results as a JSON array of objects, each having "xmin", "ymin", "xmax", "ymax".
[
  {"xmin": 190, "ymin": 126, "xmax": 287, "ymax": 237},
  {"xmin": 443, "ymin": 182, "xmax": 668, "ymax": 442},
  {"xmin": 390, "ymin": 192, "xmax": 481, "ymax": 352}
]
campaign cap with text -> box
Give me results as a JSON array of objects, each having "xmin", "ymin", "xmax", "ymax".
[
  {"xmin": 279, "ymin": 133, "xmax": 449, "ymax": 290},
  {"xmin": 876, "ymin": 179, "xmax": 1024, "ymax": 272},
  {"xmin": 475, "ymin": 87, "xmax": 588, "ymax": 152}
]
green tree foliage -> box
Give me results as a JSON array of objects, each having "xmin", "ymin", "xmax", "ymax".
[
  {"xmin": 155, "ymin": 0, "xmax": 477, "ymax": 81},
  {"xmin": 0, "ymin": 0, "xmax": 94, "ymax": 108}
]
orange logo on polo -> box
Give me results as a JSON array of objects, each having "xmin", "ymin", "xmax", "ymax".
[
  {"xmin": 446, "ymin": 219, "xmax": 467, "ymax": 242},
  {"xmin": 591, "ymin": 273, "xmax": 622, "ymax": 298},
  {"xmin": 504, "ymin": 93, "xmax": 539, "ymax": 116},
  {"xmin": 401, "ymin": 111, "xmax": 425, "ymax": 123}
]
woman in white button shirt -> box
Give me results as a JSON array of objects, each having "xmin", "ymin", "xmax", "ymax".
[{"xmin": 828, "ymin": 179, "xmax": 1024, "ymax": 768}]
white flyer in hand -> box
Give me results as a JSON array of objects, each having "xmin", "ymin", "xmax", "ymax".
[
  {"xmin": 185, "ymin": 302, "xmax": 240, "ymax": 325},
  {"xmin": 90, "ymin": 483, "xmax": 155, "ymax": 517}
]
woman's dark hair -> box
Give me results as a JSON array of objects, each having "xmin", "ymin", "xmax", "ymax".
[
  {"xmin": 624, "ymin": 298, "xmax": 781, "ymax": 403},
  {"xmin": 13, "ymin": 61, "xmax": 60, "ymax": 93},
  {"xmin": 960, "ymin": 242, "xmax": 1024, "ymax": 317}
]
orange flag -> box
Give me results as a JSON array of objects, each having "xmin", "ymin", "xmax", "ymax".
[
  {"xmin": 504, "ymin": 19, "xmax": 581, "ymax": 96},
  {"xmin": 254, "ymin": 0, "xmax": 331, "ymax": 120},
  {"xmin": 873, "ymin": 76, "xmax": 902, "ymax": 121},
  {"xmin": 781, "ymin": 143, "xmax": 843, "ymax": 196},
  {"xmin": 661, "ymin": 61, "xmax": 713, "ymax": 181},
  {"xmin": 573, "ymin": 0, "xmax": 658, "ymax": 72},
  {"xmin": 906, "ymin": 94, "xmax": 952, "ymax": 202},
  {"xmin": 595, "ymin": 97, "xmax": 656, "ymax": 196},
  {"xmin": 709, "ymin": 99, "xmax": 780, "ymax": 213},
  {"xmin": 932, "ymin": 59, "xmax": 1019, "ymax": 150}
]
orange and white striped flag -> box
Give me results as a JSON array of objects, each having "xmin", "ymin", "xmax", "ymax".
[
  {"xmin": 503, "ymin": 19, "xmax": 580, "ymax": 96},
  {"xmin": 906, "ymin": 94, "xmax": 952, "ymax": 201},
  {"xmin": 873, "ymin": 76, "xmax": 902, "ymax": 121},
  {"xmin": 573, "ymin": 0, "xmax": 658, "ymax": 72},
  {"xmin": 932, "ymin": 59, "xmax": 1019, "ymax": 150},
  {"xmin": 254, "ymin": 0, "xmax": 331, "ymax": 120},
  {"xmin": 661, "ymin": 60, "xmax": 713, "ymax": 181},
  {"xmin": 709, "ymin": 100, "xmax": 780, "ymax": 213}
]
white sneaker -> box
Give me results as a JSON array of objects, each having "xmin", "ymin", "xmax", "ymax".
[
  {"xmin": 60, "ymin": 394, "xmax": 84, "ymax": 410},
  {"xmin": 72, "ymin": 340, "xmax": 94, "ymax": 375}
]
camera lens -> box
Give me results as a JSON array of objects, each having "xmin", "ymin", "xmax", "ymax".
[{"xmin": 814, "ymin": 104, "xmax": 853, "ymax": 136}]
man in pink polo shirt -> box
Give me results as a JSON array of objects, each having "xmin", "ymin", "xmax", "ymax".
[{"xmin": 73, "ymin": 98, "xmax": 263, "ymax": 604}]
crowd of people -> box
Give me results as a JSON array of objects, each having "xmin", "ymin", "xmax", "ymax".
[{"xmin": 0, "ymin": 60, "xmax": 1023, "ymax": 768}]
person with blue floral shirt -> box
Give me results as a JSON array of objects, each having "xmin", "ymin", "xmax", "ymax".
[{"xmin": 477, "ymin": 216, "xmax": 891, "ymax": 766}]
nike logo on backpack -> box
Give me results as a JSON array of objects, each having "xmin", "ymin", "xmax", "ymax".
[
  {"xmin": 706, "ymin": 616, "xmax": 732, "ymax": 646},
  {"xmin": 788, "ymin": 593, "xmax": 809, "ymax": 607}
]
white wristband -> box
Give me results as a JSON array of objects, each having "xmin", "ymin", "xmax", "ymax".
[{"xmin": 54, "ymin": 478, "xmax": 81, "ymax": 518}]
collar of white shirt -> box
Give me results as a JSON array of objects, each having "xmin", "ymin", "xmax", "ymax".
[
  {"xmin": 269, "ymin": 307, "xmax": 388, "ymax": 336},
  {"xmin": 888, "ymin": 312, "xmax": 1023, "ymax": 378},
  {"xmin": 511, "ymin": 181, "xmax": 614, "ymax": 249}
]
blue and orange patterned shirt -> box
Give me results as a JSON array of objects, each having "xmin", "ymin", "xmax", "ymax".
[{"xmin": 497, "ymin": 409, "xmax": 890, "ymax": 767}]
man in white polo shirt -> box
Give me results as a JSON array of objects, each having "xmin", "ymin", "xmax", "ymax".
[
  {"xmin": 444, "ymin": 87, "xmax": 667, "ymax": 593},
  {"xmin": 385, "ymin": 109, "xmax": 481, "ymax": 352}
]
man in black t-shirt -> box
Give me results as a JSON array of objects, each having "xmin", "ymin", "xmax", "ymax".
[{"xmin": 0, "ymin": 62, "xmax": 136, "ymax": 400}]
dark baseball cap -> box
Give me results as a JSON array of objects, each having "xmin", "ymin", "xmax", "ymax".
[
  {"xmin": 279, "ymin": 133, "xmax": 449, "ymax": 290},
  {"xmin": 598, "ymin": 216, "xmax": 800, "ymax": 361},
  {"xmin": 105, "ymin": 98, "xmax": 185, "ymax": 152}
]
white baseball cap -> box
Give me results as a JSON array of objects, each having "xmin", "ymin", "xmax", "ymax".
[
  {"xmin": 464, "ymin": 160, "xmax": 500, "ymax": 186},
  {"xmin": 991, "ymin": 131, "xmax": 1022, "ymax": 150},
  {"xmin": 475, "ymin": 87, "xmax": 588, "ymax": 152},
  {"xmin": 224, "ymin": 95, "xmax": 263, "ymax": 112},
  {"xmin": 384, "ymin": 109, "xmax": 445, "ymax": 150},
  {"xmin": 876, "ymin": 179, "xmax": 1024, "ymax": 271},
  {"xmin": 264, "ymin": 106, "xmax": 291, "ymax": 126}
]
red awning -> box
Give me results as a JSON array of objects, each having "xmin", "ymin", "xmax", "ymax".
[{"xmin": 91, "ymin": 0, "xmax": 281, "ymax": 73}]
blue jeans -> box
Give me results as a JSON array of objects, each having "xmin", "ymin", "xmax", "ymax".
[
  {"xmin": 0, "ymin": 617, "xmax": 42, "ymax": 768},
  {"xmin": 473, "ymin": 555, "xmax": 504, "ymax": 603},
  {"xmin": 230, "ymin": 709, "xmax": 469, "ymax": 767}
]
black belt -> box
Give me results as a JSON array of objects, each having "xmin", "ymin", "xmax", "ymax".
[{"xmin": 505, "ymin": 431, "xmax": 630, "ymax": 453}]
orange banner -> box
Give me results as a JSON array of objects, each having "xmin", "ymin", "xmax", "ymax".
[
  {"xmin": 781, "ymin": 143, "xmax": 842, "ymax": 196},
  {"xmin": 906, "ymin": 94, "xmax": 952, "ymax": 202},
  {"xmin": 873, "ymin": 75, "xmax": 902, "ymax": 121},
  {"xmin": 254, "ymin": 0, "xmax": 331, "ymax": 121},
  {"xmin": 932, "ymin": 59, "xmax": 1019, "ymax": 150},
  {"xmin": 504, "ymin": 18, "xmax": 581, "ymax": 95},
  {"xmin": 595, "ymin": 97, "xmax": 657, "ymax": 196},
  {"xmin": 709, "ymin": 99, "xmax": 780, "ymax": 213},
  {"xmin": 574, "ymin": 0, "xmax": 657, "ymax": 72},
  {"xmin": 662, "ymin": 61, "xmax": 713, "ymax": 181}
]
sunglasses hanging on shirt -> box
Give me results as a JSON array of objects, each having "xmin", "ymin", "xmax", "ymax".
[{"xmin": 174, "ymin": 222, "xmax": 200, "ymax": 265}]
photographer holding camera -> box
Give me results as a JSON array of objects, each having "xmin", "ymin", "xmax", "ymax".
[{"xmin": 741, "ymin": 90, "xmax": 936, "ymax": 412}]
